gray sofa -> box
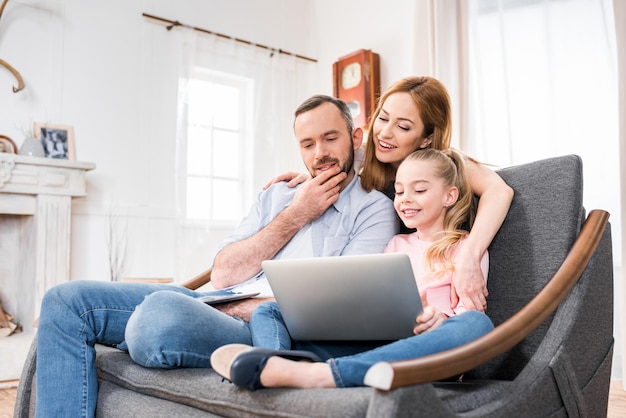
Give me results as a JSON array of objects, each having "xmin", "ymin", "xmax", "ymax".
[{"xmin": 15, "ymin": 154, "xmax": 613, "ymax": 417}]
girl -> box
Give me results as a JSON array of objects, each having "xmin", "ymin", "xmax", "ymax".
[{"xmin": 211, "ymin": 148, "xmax": 494, "ymax": 390}]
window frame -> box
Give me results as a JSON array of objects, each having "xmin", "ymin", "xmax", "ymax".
[{"xmin": 180, "ymin": 67, "xmax": 254, "ymax": 228}]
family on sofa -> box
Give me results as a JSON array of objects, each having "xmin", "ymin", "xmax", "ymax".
[{"xmin": 33, "ymin": 76, "xmax": 514, "ymax": 417}]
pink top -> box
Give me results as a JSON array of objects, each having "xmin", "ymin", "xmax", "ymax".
[{"xmin": 383, "ymin": 233, "xmax": 489, "ymax": 317}]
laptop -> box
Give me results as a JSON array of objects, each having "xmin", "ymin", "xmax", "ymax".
[{"xmin": 262, "ymin": 253, "xmax": 422, "ymax": 341}]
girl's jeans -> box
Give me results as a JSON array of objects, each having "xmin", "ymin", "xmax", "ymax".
[
  {"xmin": 36, "ymin": 281, "xmax": 252, "ymax": 418},
  {"xmin": 250, "ymin": 301, "xmax": 494, "ymax": 387}
]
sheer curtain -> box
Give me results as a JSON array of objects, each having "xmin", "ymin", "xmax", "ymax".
[
  {"xmin": 173, "ymin": 29, "xmax": 316, "ymax": 281},
  {"xmin": 430, "ymin": 0, "xmax": 622, "ymax": 378},
  {"xmin": 613, "ymin": 0, "xmax": 626, "ymax": 384}
]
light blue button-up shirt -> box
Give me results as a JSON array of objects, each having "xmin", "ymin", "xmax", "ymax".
[{"xmin": 215, "ymin": 173, "xmax": 399, "ymax": 296}]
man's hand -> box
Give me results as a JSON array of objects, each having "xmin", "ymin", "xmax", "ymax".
[
  {"xmin": 212, "ymin": 167, "xmax": 346, "ymax": 290},
  {"xmin": 214, "ymin": 297, "xmax": 275, "ymax": 322},
  {"xmin": 450, "ymin": 245, "xmax": 488, "ymax": 312},
  {"xmin": 285, "ymin": 166, "xmax": 346, "ymax": 225}
]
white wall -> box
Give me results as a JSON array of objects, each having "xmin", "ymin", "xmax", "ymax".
[{"xmin": 310, "ymin": 1, "xmax": 427, "ymax": 97}]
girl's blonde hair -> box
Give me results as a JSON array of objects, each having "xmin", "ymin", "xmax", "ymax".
[
  {"xmin": 400, "ymin": 148, "xmax": 474, "ymax": 275},
  {"xmin": 361, "ymin": 76, "xmax": 452, "ymax": 192}
]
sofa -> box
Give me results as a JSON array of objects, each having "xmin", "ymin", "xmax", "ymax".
[{"xmin": 15, "ymin": 154, "xmax": 614, "ymax": 417}]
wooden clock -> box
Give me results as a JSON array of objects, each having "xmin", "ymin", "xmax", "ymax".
[{"xmin": 333, "ymin": 49, "xmax": 381, "ymax": 129}]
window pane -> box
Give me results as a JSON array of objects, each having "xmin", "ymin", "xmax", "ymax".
[
  {"xmin": 187, "ymin": 80, "xmax": 213, "ymax": 124},
  {"xmin": 212, "ymin": 130, "xmax": 239, "ymax": 178},
  {"xmin": 186, "ymin": 177, "xmax": 211, "ymax": 220},
  {"xmin": 213, "ymin": 84, "xmax": 240, "ymax": 130},
  {"xmin": 212, "ymin": 179, "xmax": 242, "ymax": 222},
  {"xmin": 187, "ymin": 126, "xmax": 212, "ymax": 176}
]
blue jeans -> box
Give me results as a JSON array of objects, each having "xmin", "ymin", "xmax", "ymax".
[
  {"xmin": 35, "ymin": 281, "xmax": 252, "ymax": 418},
  {"xmin": 250, "ymin": 301, "xmax": 494, "ymax": 387}
]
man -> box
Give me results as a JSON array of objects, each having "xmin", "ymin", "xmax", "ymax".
[{"xmin": 35, "ymin": 95, "xmax": 398, "ymax": 417}]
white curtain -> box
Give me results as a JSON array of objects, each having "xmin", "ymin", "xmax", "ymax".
[
  {"xmin": 173, "ymin": 29, "xmax": 317, "ymax": 281},
  {"xmin": 613, "ymin": 0, "xmax": 626, "ymax": 385},
  {"xmin": 430, "ymin": 0, "xmax": 622, "ymax": 378}
]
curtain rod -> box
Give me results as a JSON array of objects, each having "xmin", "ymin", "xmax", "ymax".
[{"xmin": 142, "ymin": 13, "xmax": 317, "ymax": 63}]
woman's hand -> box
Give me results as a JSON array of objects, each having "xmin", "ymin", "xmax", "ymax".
[
  {"xmin": 451, "ymin": 244, "xmax": 488, "ymax": 312},
  {"xmin": 262, "ymin": 172, "xmax": 310, "ymax": 190},
  {"xmin": 458, "ymin": 156, "xmax": 513, "ymax": 312},
  {"xmin": 414, "ymin": 305, "xmax": 447, "ymax": 334}
]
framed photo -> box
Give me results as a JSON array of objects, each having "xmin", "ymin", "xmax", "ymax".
[{"xmin": 34, "ymin": 123, "xmax": 76, "ymax": 160}]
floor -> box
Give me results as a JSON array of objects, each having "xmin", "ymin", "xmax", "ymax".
[
  {"xmin": 2, "ymin": 380, "xmax": 626, "ymax": 417},
  {"xmin": 610, "ymin": 381, "xmax": 626, "ymax": 418},
  {"xmin": 0, "ymin": 385, "xmax": 17, "ymax": 418}
]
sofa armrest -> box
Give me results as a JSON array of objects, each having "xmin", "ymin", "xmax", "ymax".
[
  {"xmin": 181, "ymin": 268, "xmax": 212, "ymax": 290},
  {"xmin": 364, "ymin": 209, "xmax": 610, "ymax": 390}
]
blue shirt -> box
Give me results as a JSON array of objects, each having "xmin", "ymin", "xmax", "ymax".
[{"xmin": 215, "ymin": 173, "xmax": 399, "ymax": 296}]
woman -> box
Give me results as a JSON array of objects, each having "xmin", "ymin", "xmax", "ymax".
[{"xmin": 267, "ymin": 76, "xmax": 513, "ymax": 311}]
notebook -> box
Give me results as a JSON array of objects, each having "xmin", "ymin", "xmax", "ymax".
[{"xmin": 262, "ymin": 253, "xmax": 422, "ymax": 341}]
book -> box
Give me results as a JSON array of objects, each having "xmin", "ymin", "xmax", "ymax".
[{"xmin": 197, "ymin": 290, "xmax": 260, "ymax": 305}]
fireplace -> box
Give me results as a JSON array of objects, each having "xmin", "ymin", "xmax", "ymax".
[{"xmin": 0, "ymin": 153, "xmax": 95, "ymax": 382}]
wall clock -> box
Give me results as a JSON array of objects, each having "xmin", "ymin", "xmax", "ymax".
[{"xmin": 332, "ymin": 49, "xmax": 380, "ymax": 129}]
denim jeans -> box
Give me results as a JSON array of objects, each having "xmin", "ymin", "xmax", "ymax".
[
  {"xmin": 36, "ymin": 281, "xmax": 252, "ymax": 418},
  {"xmin": 250, "ymin": 301, "xmax": 494, "ymax": 387}
]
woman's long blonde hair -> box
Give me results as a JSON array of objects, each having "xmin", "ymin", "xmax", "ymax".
[
  {"xmin": 360, "ymin": 76, "xmax": 453, "ymax": 192},
  {"xmin": 401, "ymin": 148, "xmax": 474, "ymax": 275}
]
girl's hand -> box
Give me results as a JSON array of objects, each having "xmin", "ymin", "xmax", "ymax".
[
  {"xmin": 262, "ymin": 172, "xmax": 310, "ymax": 190},
  {"xmin": 414, "ymin": 305, "xmax": 447, "ymax": 334}
]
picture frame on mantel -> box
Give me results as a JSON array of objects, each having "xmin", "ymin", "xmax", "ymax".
[{"xmin": 34, "ymin": 122, "xmax": 76, "ymax": 160}]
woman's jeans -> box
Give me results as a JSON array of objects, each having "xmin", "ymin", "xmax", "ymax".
[
  {"xmin": 36, "ymin": 281, "xmax": 253, "ymax": 418},
  {"xmin": 250, "ymin": 301, "xmax": 494, "ymax": 387}
]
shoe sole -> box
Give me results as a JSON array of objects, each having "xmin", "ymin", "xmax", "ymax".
[{"xmin": 210, "ymin": 344, "xmax": 252, "ymax": 381}]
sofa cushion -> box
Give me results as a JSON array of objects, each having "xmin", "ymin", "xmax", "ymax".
[
  {"xmin": 96, "ymin": 345, "xmax": 517, "ymax": 417},
  {"xmin": 97, "ymin": 346, "xmax": 374, "ymax": 418},
  {"xmin": 97, "ymin": 381, "xmax": 222, "ymax": 417}
]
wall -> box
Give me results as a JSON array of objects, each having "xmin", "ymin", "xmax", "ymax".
[{"xmin": 310, "ymin": 1, "xmax": 426, "ymax": 97}]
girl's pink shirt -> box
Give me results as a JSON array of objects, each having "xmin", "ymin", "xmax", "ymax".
[{"xmin": 383, "ymin": 233, "xmax": 489, "ymax": 317}]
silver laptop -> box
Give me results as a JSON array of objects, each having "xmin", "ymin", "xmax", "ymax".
[{"xmin": 262, "ymin": 253, "xmax": 422, "ymax": 341}]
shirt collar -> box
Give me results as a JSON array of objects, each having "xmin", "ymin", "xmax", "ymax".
[{"xmin": 332, "ymin": 170, "xmax": 358, "ymax": 214}]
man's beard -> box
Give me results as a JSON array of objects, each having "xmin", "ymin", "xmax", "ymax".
[{"xmin": 310, "ymin": 145, "xmax": 355, "ymax": 179}]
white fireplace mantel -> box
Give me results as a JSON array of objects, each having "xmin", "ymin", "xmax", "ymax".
[{"xmin": 0, "ymin": 153, "xmax": 95, "ymax": 382}]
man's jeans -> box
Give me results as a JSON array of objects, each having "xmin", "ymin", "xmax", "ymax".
[
  {"xmin": 36, "ymin": 281, "xmax": 252, "ymax": 418},
  {"xmin": 250, "ymin": 301, "xmax": 494, "ymax": 387}
]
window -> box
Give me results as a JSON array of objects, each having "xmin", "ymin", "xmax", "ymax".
[{"xmin": 182, "ymin": 68, "xmax": 253, "ymax": 225}]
